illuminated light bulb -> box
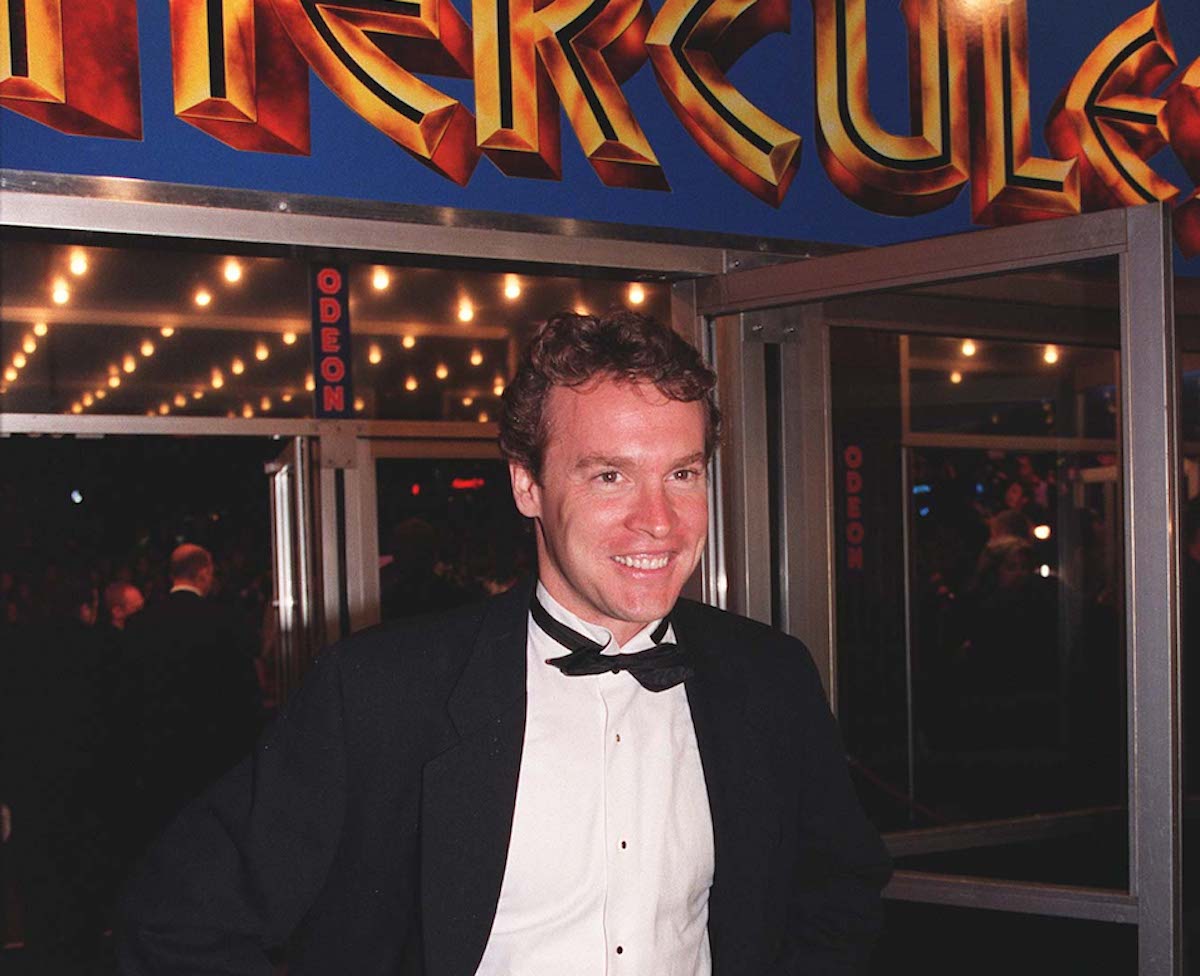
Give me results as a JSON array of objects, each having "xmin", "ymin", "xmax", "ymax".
[
  {"xmin": 961, "ymin": 340, "xmax": 977, "ymax": 357},
  {"xmin": 192, "ymin": 389, "xmax": 203, "ymax": 400},
  {"xmin": 304, "ymin": 373, "xmax": 315, "ymax": 392},
  {"xmin": 401, "ymin": 335, "xmax": 416, "ymax": 350},
  {"xmin": 22, "ymin": 336, "xmax": 36, "ymax": 354},
  {"xmin": 504, "ymin": 275, "xmax": 521, "ymax": 300},
  {"xmin": 94, "ymin": 389, "xmax": 106, "ymax": 400},
  {"xmin": 223, "ymin": 258, "xmax": 243, "ymax": 283},
  {"xmin": 628, "ymin": 283, "xmax": 646, "ymax": 305},
  {"xmin": 140, "ymin": 340, "xmax": 155, "ymax": 357},
  {"xmin": 160, "ymin": 326, "xmax": 175, "ymax": 338},
  {"xmin": 405, "ymin": 376, "xmax": 418, "ymax": 392},
  {"xmin": 372, "ymin": 267, "xmax": 390, "ymax": 291},
  {"xmin": 950, "ymin": 370, "xmax": 963, "ymax": 385},
  {"xmin": 69, "ymin": 250, "xmax": 88, "ymax": 276},
  {"xmin": 122, "ymin": 355, "xmax": 136, "ymax": 374},
  {"xmin": 457, "ymin": 299, "xmax": 474, "ymax": 323},
  {"xmin": 3, "ymin": 367, "xmax": 17, "ymax": 382},
  {"xmin": 226, "ymin": 410, "xmax": 236, "ymax": 419},
  {"xmin": 493, "ymin": 381, "xmax": 505, "ymax": 397},
  {"xmin": 469, "ymin": 349, "xmax": 483, "ymax": 367},
  {"xmin": 71, "ymin": 402, "xmax": 83, "ymax": 414},
  {"xmin": 82, "ymin": 393, "xmax": 94, "ymax": 407},
  {"xmin": 12, "ymin": 353, "xmax": 26, "ymax": 369},
  {"xmin": 194, "ymin": 289, "xmax": 212, "ymax": 308},
  {"xmin": 33, "ymin": 322, "xmax": 48, "ymax": 337},
  {"xmin": 477, "ymin": 411, "xmax": 489, "ymax": 423},
  {"xmin": 108, "ymin": 362, "xmax": 119, "ymax": 376},
  {"xmin": 435, "ymin": 363, "xmax": 449, "ymax": 380},
  {"xmin": 1039, "ymin": 564, "xmax": 1051, "ymax": 578},
  {"xmin": 231, "ymin": 357, "xmax": 245, "ymax": 375},
  {"xmin": 174, "ymin": 394, "xmax": 187, "ymax": 408},
  {"xmin": 145, "ymin": 409, "xmax": 156, "ymax": 417},
  {"xmin": 574, "ymin": 304, "xmax": 589, "ymax": 316},
  {"xmin": 281, "ymin": 392, "xmax": 293, "ymax": 403},
  {"xmin": 462, "ymin": 396, "xmax": 474, "ymax": 407},
  {"xmin": 255, "ymin": 342, "xmax": 269, "ymax": 362},
  {"xmin": 242, "ymin": 403, "xmax": 254, "ymax": 419},
  {"xmin": 354, "ymin": 396, "xmax": 365, "ymax": 412},
  {"xmin": 211, "ymin": 369, "xmax": 224, "ymax": 389},
  {"xmin": 108, "ymin": 375, "xmax": 121, "ymax": 389},
  {"xmin": 261, "ymin": 396, "xmax": 271, "ymax": 411},
  {"xmin": 158, "ymin": 402, "xmax": 170, "ymax": 416},
  {"xmin": 1043, "ymin": 345, "xmax": 1059, "ymax": 365},
  {"xmin": 368, "ymin": 343, "xmax": 382, "ymax": 365},
  {"xmin": 1033, "ymin": 524, "xmax": 1052, "ymax": 541},
  {"xmin": 282, "ymin": 331, "xmax": 297, "ymax": 345},
  {"xmin": 52, "ymin": 279, "xmax": 70, "ymax": 304}
]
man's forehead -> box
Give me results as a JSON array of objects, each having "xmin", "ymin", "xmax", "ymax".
[{"xmin": 542, "ymin": 379, "xmax": 705, "ymax": 456}]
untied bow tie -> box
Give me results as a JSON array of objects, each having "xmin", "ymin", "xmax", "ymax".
[{"xmin": 532, "ymin": 595, "xmax": 693, "ymax": 692}]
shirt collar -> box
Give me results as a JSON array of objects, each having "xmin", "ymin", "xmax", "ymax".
[
  {"xmin": 170, "ymin": 583, "xmax": 205, "ymax": 597},
  {"xmin": 533, "ymin": 580, "xmax": 668, "ymax": 655}
]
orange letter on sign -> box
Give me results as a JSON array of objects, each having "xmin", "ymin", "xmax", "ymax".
[
  {"xmin": 270, "ymin": 0, "xmax": 479, "ymax": 184},
  {"xmin": 1045, "ymin": 1, "xmax": 1178, "ymax": 213},
  {"xmin": 473, "ymin": 0, "xmax": 667, "ymax": 188},
  {"xmin": 811, "ymin": 0, "xmax": 969, "ymax": 216},
  {"xmin": 646, "ymin": 0, "xmax": 800, "ymax": 206},
  {"xmin": 1165, "ymin": 58, "xmax": 1200, "ymax": 258},
  {"xmin": 171, "ymin": 0, "xmax": 310, "ymax": 154},
  {"xmin": 1, "ymin": 0, "xmax": 141, "ymax": 138},
  {"xmin": 968, "ymin": 0, "xmax": 1079, "ymax": 224},
  {"xmin": 473, "ymin": 0, "xmax": 562, "ymax": 178}
]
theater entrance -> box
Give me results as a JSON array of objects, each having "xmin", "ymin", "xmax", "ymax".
[{"xmin": 693, "ymin": 204, "xmax": 1182, "ymax": 974}]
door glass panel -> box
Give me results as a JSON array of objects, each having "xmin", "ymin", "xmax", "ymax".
[
  {"xmin": 813, "ymin": 257, "xmax": 1126, "ymax": 887},
  {"xmin": 374, "ymin": 457, "xmax": 533, "ymax": 621}
]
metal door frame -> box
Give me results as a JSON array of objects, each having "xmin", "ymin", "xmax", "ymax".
[{"xmin": 684, "ymin": 205, "xmax": 1180, "ymax": 974}]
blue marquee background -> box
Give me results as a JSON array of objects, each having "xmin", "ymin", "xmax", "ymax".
[{"xmin": 2, "ymin": 0, "xmax": 1197, "ymax": 272}]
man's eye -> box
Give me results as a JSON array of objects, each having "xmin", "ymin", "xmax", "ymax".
[
  {"xmin": 597, "ymin": 470, "xmax": 621, "ymax": 484},
  {"xmin": 673, "ymin": 468, "xmax": 701, "ymax": 482}
]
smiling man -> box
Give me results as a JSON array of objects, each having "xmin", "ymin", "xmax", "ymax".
[{"xmin": 118, "ymin": 311, "xmax": 891, "ymax": 976}]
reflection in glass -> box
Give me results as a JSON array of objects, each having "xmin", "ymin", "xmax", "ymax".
[
  {"xmin": 375, "ymin": 458, "xmax": 533, "ymax": 621},
  {"xmin": 822, "ymin": 258, "xmax": 1127, "ymax": 888}
]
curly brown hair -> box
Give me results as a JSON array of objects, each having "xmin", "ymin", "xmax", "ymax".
[{"xmin": 499, "ymin": 310, "xmax": 720, "ymax": 479}]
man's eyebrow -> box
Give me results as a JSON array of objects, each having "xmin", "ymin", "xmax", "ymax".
[{"xmin": 574, "ymin": 454, "xmax": 631, "ymax": 469}]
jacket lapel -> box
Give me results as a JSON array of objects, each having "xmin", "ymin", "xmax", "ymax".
[
  {"xmin": 420, "ymin": 578, "xmax": 532, "ymax": 976},
  {"xmin": 675, "ymin": 602, "xmax": 781, "ymax": 976}
]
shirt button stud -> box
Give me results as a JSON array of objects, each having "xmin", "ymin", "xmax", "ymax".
[{"xmin": 616, "ymin": 946, "xmax": 624, "ymax": 955}]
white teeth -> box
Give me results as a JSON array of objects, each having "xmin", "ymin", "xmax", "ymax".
[{"xmin": 613, "ymin": 554, "xmax": 670, "ymax": 570}]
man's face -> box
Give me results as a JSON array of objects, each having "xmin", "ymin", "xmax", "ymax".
[
  {"xmin": 510, "ymin": 378, "xmax": 709, "ymax": 645},
  {"xmin": 115, "ymin": 588, "xmax": 145, "ymax": 628}
]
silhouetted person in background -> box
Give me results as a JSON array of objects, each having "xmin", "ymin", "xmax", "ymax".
[
  {"xmin": 379, "ymin": 516, "xmax": 474, "ymax": 619},
  {"xmin": 103, "ymin": 582, "xmax": 145, "ymax": 633},
  {"xmin": 0, "ymin": 578, "xmax": 116, "ymax": 974},
  {"xmin": 124, "ymin": 544, "xmax": 262, "ymax": 849}
]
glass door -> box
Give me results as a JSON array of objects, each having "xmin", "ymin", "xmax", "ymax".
[
  {"xmin": 691, "ymin": 205, "xmax": 1179, "ymax": 974},
  {"xmin": 265, "ymin": 435, "xmax": 323, "ymax": 707}
]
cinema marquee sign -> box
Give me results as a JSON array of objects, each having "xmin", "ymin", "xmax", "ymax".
[{"xmin": 2, "ymin": 0, "xmax": 1199, "ymax": 253}]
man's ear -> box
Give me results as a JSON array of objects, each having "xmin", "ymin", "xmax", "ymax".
[{"xmin": 509, "ymin": 462, "xmax": 541, "ymax": 519}]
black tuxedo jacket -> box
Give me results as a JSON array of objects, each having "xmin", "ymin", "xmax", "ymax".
[{"xmin": 118, "ymin": 578, "xmax": 890, "ymax": 976}]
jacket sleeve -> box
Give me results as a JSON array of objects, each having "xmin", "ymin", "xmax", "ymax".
[
  {"xmin": 117, "ymin": 648, "xmax": 348, "ymax": 975},
  {"xmin": 777, "ymin": 648, "xmax": 893, "ymax": 975}
]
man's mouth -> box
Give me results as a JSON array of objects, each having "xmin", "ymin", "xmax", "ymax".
[{"xmin": 612, "ymin": 553, "xmax": 671, "ymax": 570}]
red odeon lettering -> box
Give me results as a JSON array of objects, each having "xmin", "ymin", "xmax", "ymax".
[
  {"xmin": 843, "ymin": 443, "xmax": 864, "ymax": 571},
  {"xmin": 321, "ymin": 357, "xmax": 346, "ymax": 382},
  {"xmin": 316, "ymin": 268, "xmax": 343, "ymax": 294}
]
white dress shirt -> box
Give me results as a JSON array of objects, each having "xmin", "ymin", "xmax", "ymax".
[{"xmin": 474, "ymin": 583, "xmax": 715, "ymax": 976}]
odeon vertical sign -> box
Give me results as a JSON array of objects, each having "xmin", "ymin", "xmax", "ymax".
[{"xmin": 2, "ymin": 0, "xmax": 1199, "ymax": 253}]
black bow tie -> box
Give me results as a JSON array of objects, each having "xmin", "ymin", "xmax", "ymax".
[{"xmin": 532, "ymin": 594, "xmax": 693, "ymax": 692}]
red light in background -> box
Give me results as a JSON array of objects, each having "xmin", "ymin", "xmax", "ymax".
[
  {"xmin": 411, "ymin": 483, "xmax": 421, "ymax": 496},
  {"xmin": 451, "ymin": 477, "xmax": 486, "ymax": 490}
]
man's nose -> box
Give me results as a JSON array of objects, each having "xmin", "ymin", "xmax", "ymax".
[{"xmin": 627, "ymin": 482, "xmax": 675, "ymax": 537}]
